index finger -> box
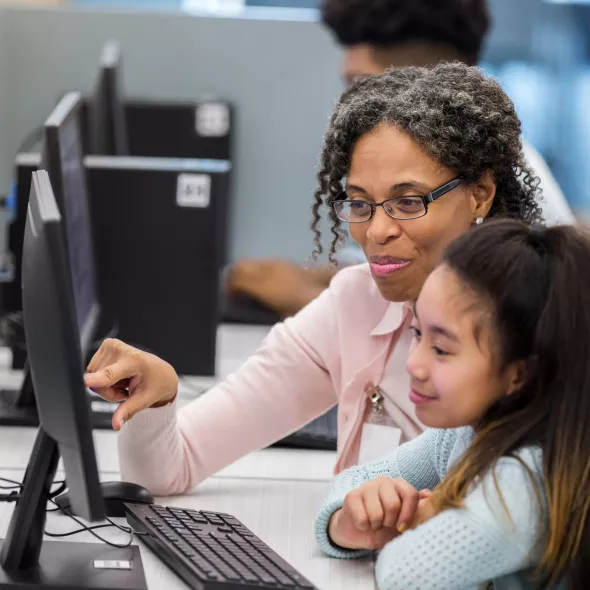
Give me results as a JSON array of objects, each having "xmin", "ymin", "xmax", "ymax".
[{"xmin": 84, "ymin": 358, "xmax": 138, "ymax": 390}]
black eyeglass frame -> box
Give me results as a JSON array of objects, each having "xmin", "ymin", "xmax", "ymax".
[{"xmin": 332, "ymin": 176, "xmax": 464, "ymax": 222}]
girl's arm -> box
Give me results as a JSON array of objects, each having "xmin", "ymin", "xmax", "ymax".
[
  {"xmin": 315, "ymin": 428, "xmax": 454, "ymax": 558},
  {"xmin": 376, "ymin": 447, "xmax": 546, "ymax": 590}
]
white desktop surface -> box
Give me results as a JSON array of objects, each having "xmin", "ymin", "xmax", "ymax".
[
  {"xmin": 0, "ymin": 425, "xmax": 338, "ymax": 482},
  {"xmin": 0, "ymin": 465, "xmax": 375, "ymax": 589},
  {"xmin": 0, "ymin": 324, "xmax": 375, "ymax": 588}
]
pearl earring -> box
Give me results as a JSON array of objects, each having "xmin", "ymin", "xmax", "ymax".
[{"xmin": 475, "ymin": 217, "xmax": 483, "ymax": 225}]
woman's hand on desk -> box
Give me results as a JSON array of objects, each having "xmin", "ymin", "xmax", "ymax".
[
  {"xmin": 227, "ymin": 259, "xmax": 334, "ymax": 317},
  {"xmin": 84, "ymin": 338, "xmax": 179, "ymax": 431},
  {"xmin": 328, "ymin": 477, "xmax": 426, "ymax": 550}
]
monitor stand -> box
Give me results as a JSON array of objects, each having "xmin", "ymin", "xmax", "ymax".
[
  {"xmin": 0, "ymin": 428, "xmax": 147, "ymax": 589},
  {"xmin": 0, "ymin": 366, "xmax": 120, "ymax": 429}
]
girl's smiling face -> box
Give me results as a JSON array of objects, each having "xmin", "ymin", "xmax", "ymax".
[{"xmin": 405, "ymin": 264, "xmax": 522, "ymax": 429}]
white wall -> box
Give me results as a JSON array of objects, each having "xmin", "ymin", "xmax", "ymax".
[{"xmin": 0, "ymin": 5, "xmax": 343, "ymax": 261}]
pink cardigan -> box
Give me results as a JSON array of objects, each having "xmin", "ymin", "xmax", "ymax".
[{"xmin": 118, "ymin": 263, "xmax": 420, "ymax": 495}]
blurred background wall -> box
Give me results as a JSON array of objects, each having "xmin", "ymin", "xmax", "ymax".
[{"xmin": 0, "ymin": 0, "xmax": 588, "ymax": 261}]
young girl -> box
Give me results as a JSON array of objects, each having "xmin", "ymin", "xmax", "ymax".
[{"xmin": 316, "ymin": 220, "xmax": 590, "ymax": 589}]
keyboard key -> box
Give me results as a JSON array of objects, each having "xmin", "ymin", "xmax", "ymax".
[{"xmin": 188, "ymin": 556, "xmax": 220, "ymax": 578}]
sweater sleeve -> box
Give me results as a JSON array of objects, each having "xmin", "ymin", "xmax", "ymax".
[
  {"xmin": 117, "ymin": 282, "xmax": 344, "ymax": 496},
  {"xmin": 375, "ymin": 447, "xmax": 546, "ymax": 590},
  {"xmin": 315, "ymin": 429, "xmax": 453, "ymax": 559}
]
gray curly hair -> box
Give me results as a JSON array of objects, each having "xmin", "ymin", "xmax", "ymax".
[{"xmin": 311, "ymin": 61, "xmax": 543, "ymax": 262}]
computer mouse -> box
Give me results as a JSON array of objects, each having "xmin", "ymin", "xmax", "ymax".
[{"xmin": 54, "ymin": 481, "xmax": 154, "ymax": 518}]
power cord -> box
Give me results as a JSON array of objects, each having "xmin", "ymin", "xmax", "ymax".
[
  {"xmin": 46, "ymin": 497, "xmax": 140, "ymax": 549},
  {"xmin": 0, "ymin": 476, "xmax": 22, "ymax": 489},
  {"xmin": 0, "ymin": 491, "xmax": 20, "ymax": 502},
  {"xmin": 0, "ymin": 476, "xmax": 65, "ymax": 502},
  {"xmin": 0, "ymin": 476, "xmax": 143, "ymax": 548}
]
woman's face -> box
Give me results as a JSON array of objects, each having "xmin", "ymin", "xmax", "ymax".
[{"xmin": 347, "ymin": 124, "xmax": 495, "ymax": 302}]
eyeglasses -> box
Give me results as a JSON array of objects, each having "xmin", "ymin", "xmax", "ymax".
[{"xmin": 332, "ymin": 177, "xmax": 463, "ymax": 223}]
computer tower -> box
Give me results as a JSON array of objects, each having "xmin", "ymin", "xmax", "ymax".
[{"xmin": 86, "ymin": 155, "xmax": 231, "ymax": 376}]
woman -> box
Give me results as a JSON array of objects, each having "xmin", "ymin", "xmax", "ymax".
[{"xmin": 85, "ymin": 62, "xmax": 542, "ymax": 495}]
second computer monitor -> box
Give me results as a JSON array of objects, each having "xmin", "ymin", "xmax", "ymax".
[
  {"xmin": 90, "ymin": 40, "xmax": 129, "ymax": 156},
  {"xmin": 43, "ymin": 91, "xmax": 100, "ymax": 351}
]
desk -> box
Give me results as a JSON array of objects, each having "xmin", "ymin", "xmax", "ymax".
[
  {"xmin": 0, "ymin": 324, "xmax": 376, "ymax": 589},
  {"xmin": 0, "ymin": 465, "xmax": 376, "ymax": 589},
  {"xmin": 0, "ymin": 425, "xmax": 338, "ymax": 481}
]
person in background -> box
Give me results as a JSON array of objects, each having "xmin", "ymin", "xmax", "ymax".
[
  {"xmin": 85, "ymin": 63, "xmax": 543, "ymax": 496},
  {"xmin": 227, "ymin": 0, "xmax": 574, "ymax": 318},
  {"xmin": 316, "ymin": 220, "xmax": 590, "ymax": 589}
]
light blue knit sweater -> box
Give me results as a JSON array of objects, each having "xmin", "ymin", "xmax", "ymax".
[{"xmin": 316, "ymin": 427, "xmax": 563, "ymax": 590}]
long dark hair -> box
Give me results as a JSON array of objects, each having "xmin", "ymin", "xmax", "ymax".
[
  {"xmin": 311, "ymin": 62, "xmax": 543, "ymax": 262},
  {"xmin": 429, "ymin": 219, "xmax": 590, "ymax": 588}
]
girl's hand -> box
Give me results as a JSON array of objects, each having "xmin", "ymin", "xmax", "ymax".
[
  {"xmin": 413, "ymin": 488, "xmax": 436, "ymax": 526},
  {"xmin": 328, "ymin": 477, "xmax": 421, "ymax": 550}
]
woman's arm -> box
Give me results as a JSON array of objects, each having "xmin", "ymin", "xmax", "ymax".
[
  {"xmin": 116, "ymin": 283, "xmax": 342, "ymax": 495},
  {"xmin": 375, "ymin": 447, "xmax": 546, "ymax": 590}
]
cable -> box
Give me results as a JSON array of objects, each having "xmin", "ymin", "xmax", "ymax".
[
  {"xmin": 0, "ymin": 476, "xmax": 23, "ymax": 494},
  {"xmin": 0, "ymin": 479, "xmax": 22, "ymax": 490},
  {"xmin": 1, "ymin": 477, "xmax": 66, "ymax": 503},
  {"xmin": 46, "ymin": 497, "xmax": 137, "ymax": 548},
  {"xmin": 44, "ymin": 523, "xmax": 115, "ymax": 537},
  {"xmin": 0, "ymin": 492, "xmax": 20, "ymax": 502},
  {"xmin": 1, "ymin": 475, "xmax": 145, "ymax": 545},
  {"xmin": 104, "ymin": 515, "xmax": 134, "ymax": 534},
  {"xmin": 49, "ymin": 481, "xmax": 67, "ymax": 499}
]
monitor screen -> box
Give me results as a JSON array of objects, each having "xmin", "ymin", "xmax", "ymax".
[
  {"xmin": 56, "ymin": 112, "xmax": 98, "ymax": 341},
  {"xmin": 91, "ymin": 40, "xmax": 129, "ymax": 156}
]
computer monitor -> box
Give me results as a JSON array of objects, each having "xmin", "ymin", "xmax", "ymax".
[
  {"xmin": 90, "ymin": 40, "xmax": 129, "ymax": 156},
  {"xmin": 0, "ymin": 92, "xmax": 110, "ymax": 428},
  {"xmin": 44, "ymin": 91, "xmax": 100, "ymax": 349},
  {"xmin": 0, "ymin": 171, "xmax": 146, "ymax": 589}
]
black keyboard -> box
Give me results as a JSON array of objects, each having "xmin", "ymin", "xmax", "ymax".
[
  {"xmin": 125, "ymin": 503, "xmax": 317, "ymax": 589},
  {"xmin": 275, "ymin": 407, "xmax": 338, "ymax": 451}
]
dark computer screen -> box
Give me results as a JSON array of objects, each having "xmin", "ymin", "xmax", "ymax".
[
  {"xmin": 57, "ymin": 114, "xmax": 98, "ymax": 337},
  {"xmin": 44, "ymin": 92, "xmax": 100, "ymax": 353},
  {"xmin": 91, "ymin": 40, "xmax": 129, "ymax": 156}
]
